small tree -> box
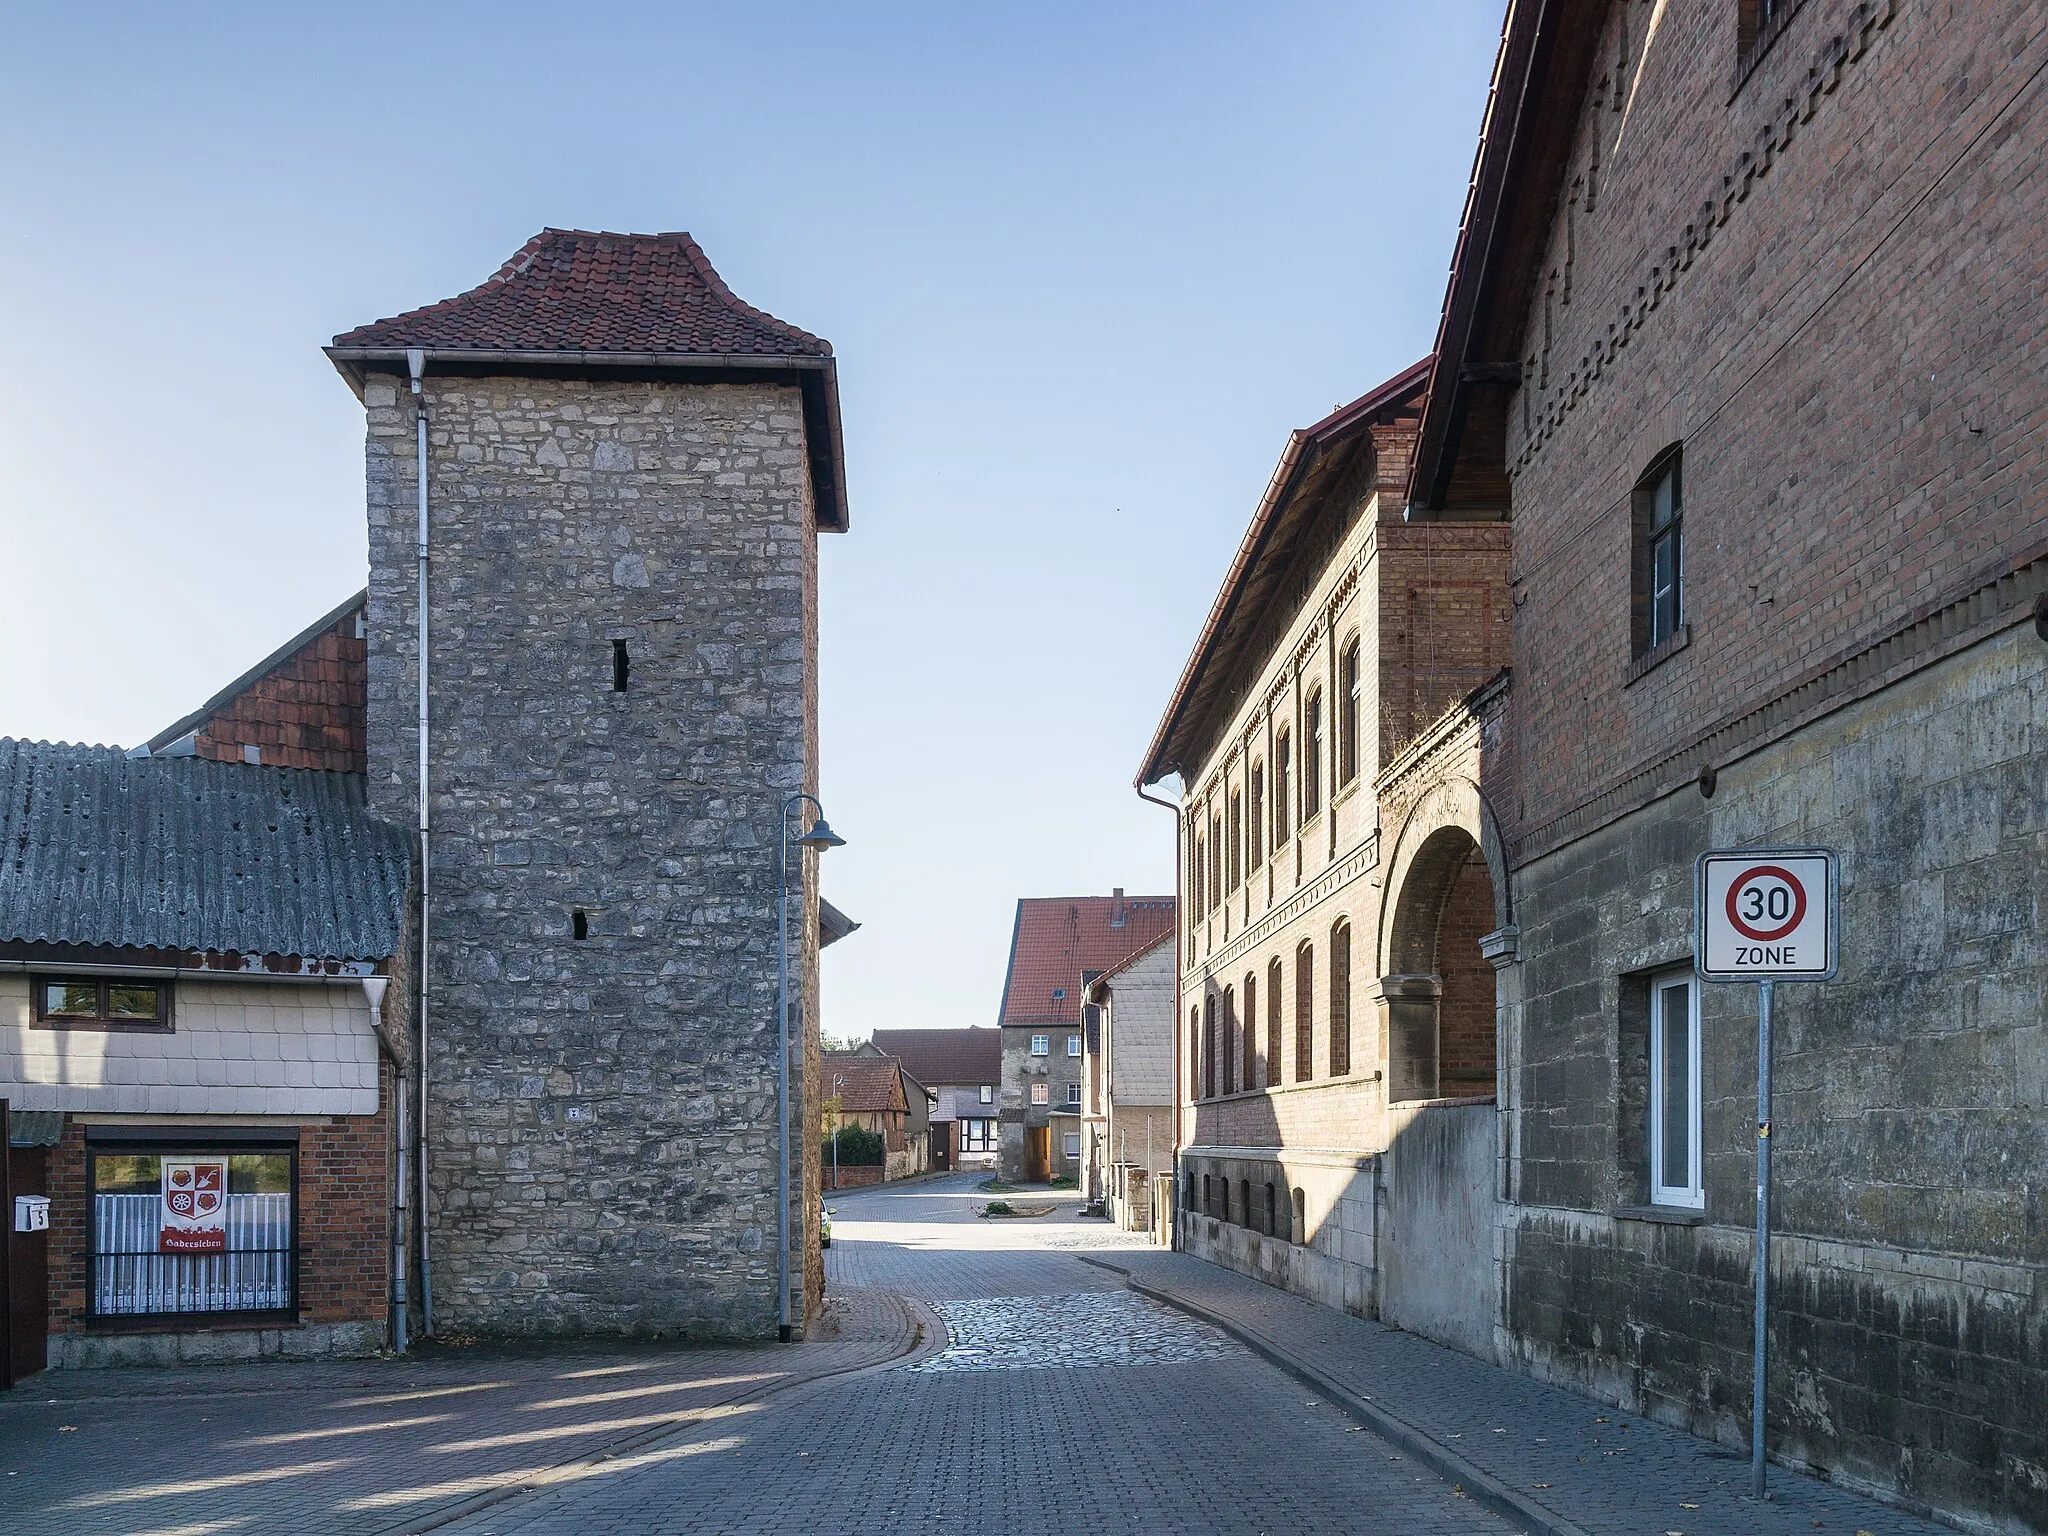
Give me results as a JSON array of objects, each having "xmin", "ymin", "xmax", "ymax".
[{"xmin": 824, "ymin": 1125, "xmax": 885, "ymax": 1167}]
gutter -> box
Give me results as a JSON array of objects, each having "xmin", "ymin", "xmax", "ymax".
[{"xmin": 323, "ymin": 346, "xmax": 849, "ymax": 533}]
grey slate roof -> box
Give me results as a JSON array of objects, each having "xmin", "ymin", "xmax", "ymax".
[{"xmin": 0, "ymin": 739, "xmax": 409, "ymax": 961}]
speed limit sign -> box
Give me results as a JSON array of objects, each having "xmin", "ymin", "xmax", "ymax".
[{"xmin": 1696, "ymin": 848, "xmax": 1837, "ymax": 981}]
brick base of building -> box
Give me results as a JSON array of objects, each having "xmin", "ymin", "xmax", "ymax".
[{"xmin": 49, "ymin": 1319, "xmax": 385, "ymax": 1370}]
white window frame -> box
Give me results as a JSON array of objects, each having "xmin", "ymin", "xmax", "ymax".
[
  {"xmin": 1063, "ymin": 1132, "xmax": 1081, "ymax": 1159},
  {"xmin": 1066, "ymin": 1034, "xmax": 1081, "ymax": 1057},
  {"xmin": 1031, "ymin": 1082, "xmax": 1050, "ymax": 1105},
  {"xmin": 1030, "ymin": 1034, "xmax": 1049, "ymax": 1056},
  {"xmin": 1066, "ymin": 1083, "xmax": 1081, "ymax": 1105},
  {"xmin": 1648, "ymin": 968, "xmax": 1705, "ymax": 1209}
]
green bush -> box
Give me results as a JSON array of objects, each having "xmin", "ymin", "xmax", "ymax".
[
  {"xmin": 983, "ymin": 1201, "xmax": 1014, "ymax": 1216},
  {"xmin": 823, "ymin": 1125, "xmax": 884, "ymax": 1166}
]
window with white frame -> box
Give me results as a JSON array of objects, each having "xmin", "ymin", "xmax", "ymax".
[
  {"xmin": 1030, "ymin": 1034, "xmax": 1049, "ymax": 1056},
  {"xmin": 1066, "ymin": 1033, "xmax": 1081, "ymax": 1057},
  {"xmin": 1066, "ymin": 1083, "xmax": 1081, "ymax": 1105},
  {"xmin": 1063, "ymin": 1133, "xmax": 1081, "ymax": 1159},
  {"xmin": 1648, "ymin": 968, "xmax": 1704, "ymax": 1208},
  {"xmin": 1031, "ymin": 1082, "xmax": 1050, "ymax": 1106},
  {"xmin": 979, "ymin": 1084, "xmax": 994, "ymax": 1104},
  {"xmin": 962, "ymin": 1120, "xmax": 997, "ymax": 1153}
]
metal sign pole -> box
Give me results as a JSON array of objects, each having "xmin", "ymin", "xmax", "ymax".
[{"xmin": 1751, "ymin": 977, "xmax": 1775, "ymax": 1499}]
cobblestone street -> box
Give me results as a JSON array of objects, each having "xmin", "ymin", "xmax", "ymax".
[
  {"xmin": 422, "ymin": 1175, "xmax": 1515, "ymax": 1536},
  {"xmin": 0, "ymin": 1173, "xmax": 1961, "ymax": 1534}
]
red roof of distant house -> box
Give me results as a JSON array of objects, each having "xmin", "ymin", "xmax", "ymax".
[
  {"xmin": 331, "ymin": 228, "xmax": 831, "ymax": 357},
  {"xmin": 869, "ymin": 1028, "xmax": 1002, "ymax": 1087},
  {"xmin": 824, "ymin": 1053, "xmax": 914, "ymax": 1113},
  {"xmin": 997, "ymin": 894, "xmax": 1176, "ymax": 1028}
]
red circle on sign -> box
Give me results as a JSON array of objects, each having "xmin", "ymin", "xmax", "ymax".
[{"xmin": 1726, "ymin": 865, "xmax": 1807, "ymax": 942}]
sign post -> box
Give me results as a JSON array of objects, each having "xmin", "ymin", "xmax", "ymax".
[{"xmin": 1696, "ymin": 848, "xmax": 1837, "ymax": 1501}]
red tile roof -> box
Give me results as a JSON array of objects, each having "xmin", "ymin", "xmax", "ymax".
[
  {"xmin": 997, "ymin": 894, "xmax": 1177, "ymax": 1028},
  {"xmin": 824, "ymin": 1053, "xmax": 912, "ymax": 1113},
  {"xmin": 868, "ymin": 1028, "xmax": 1002, "ymax": 1087},
  {"xmin": 331, "ymin": 228, "xmax": 831, "ymax": 358}
]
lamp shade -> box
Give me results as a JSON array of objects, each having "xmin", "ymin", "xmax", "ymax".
[{"xmin": 796, "ymin": 819, "xmax": 846, "ymax": 850}]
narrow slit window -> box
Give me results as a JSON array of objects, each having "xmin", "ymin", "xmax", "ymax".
[
  {"xmin": 611, "ymin": 640, "xmax": 630, "ymax": 692},
  {"xmin": 572, "ymin": 910, "xmax": 589, "ymax": 941}
]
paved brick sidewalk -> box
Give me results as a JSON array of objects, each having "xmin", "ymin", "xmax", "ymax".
[
  {"xmin": 0, "ymin": 1289, "xmax": 918, "ymax": 1536},
  {"xmin": 1093, "ymin": 1250, "xmax": 1954, "ymax": 1536}
]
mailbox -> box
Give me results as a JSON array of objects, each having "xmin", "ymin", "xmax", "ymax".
[{"xmin": 14, "ymin": 1194, "xmax": 49, "ymax": 1233}]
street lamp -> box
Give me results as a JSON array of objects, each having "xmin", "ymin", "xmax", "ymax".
[
  {"xmin": 831, "ymin": 1073, "xmax": 846, "ymax": 1193},
  {"xmin": 777, "ymin": 793, "xmax": 844, "ymax": 1343}
]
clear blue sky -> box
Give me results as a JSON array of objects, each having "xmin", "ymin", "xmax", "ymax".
[{"xmin": 0, "ymin": 3, "xmax": 1502, "ymax": 1037}]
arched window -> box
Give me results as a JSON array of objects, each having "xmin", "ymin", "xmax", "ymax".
[
  {"xmin": 1189, "ymin": 1008, "xmax": 1201, "ymax": 1100},
  {"xmin": 1228, "ymin": 789, "xmax": 1243, "ymax": 891},
  {"xmin": 1294, "ymin": 940, "xmax": 1314, "ymax": 1081},
  {"xmin": 1292, "ymin": 1187, "xmax": 1307, "ymax": 1243},
  {"xmin": 1303, "ymin": 690, "xmax": 1323, "ymax": 818},
  {"xmin": 1266, "ymin": 957, "xmax": 1283, "ymax": 1082},
  {"xmin": 1202, "ymin": 995, "xmax": 1216, "ymax": 1099},
  {"xmin": 1221, "ymin": 987, "xmax": 1236, "ymax": 1095},
  {"xmin": 1339, "ymin": 637, "xmax": 1361, "ymax": 786},
  {"xmin": 1264, "ymin": 1182, "xmax": 1277, "ymax": 1236},
  {"xmin": 1209, "ymin": 809, "xmax": 1224, "ymax": 907},
  {"xmin": 1238, "ymin": 1179, "xmax": 1252, "ymax": 1230},
  {"xmin": 1248, "ymin": 762, "xmax": 1265, "ymax": 871},
  {"xmin": 1273, "ymin": 729, "xmax": 1291, "ymax": 845},
  {"xmin": 1202, "ymin": 1173, "xmax": 1212, "ymax": 1215},
  {"xmin": 1330, "ymin": 920, "xmax": 1352, "ymax": 1076},
  {"xmin": 1192, "ymin": 832, "xmax": 1206, "ymax": 921},
  {"xmin": 1243, "ymin": 971, "xmax": 1259, "ymax": 1089}
]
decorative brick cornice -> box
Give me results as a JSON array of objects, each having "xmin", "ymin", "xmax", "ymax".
[
  {"xmin": 1514, "ymin": 545, "xmax": 2048, "ymax": 867},
  {"xmin": 1185, "ymin": 833, "xmax": 1379, "ymax": 985},
  {"xmin": 1516, "ymin": 0, "xmax": 1898, "ymax": 470}
]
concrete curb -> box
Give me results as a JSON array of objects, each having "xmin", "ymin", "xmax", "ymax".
[
  {"xmin": 375, "ymin": 1293, "xmax": 929, "ymax": 1536},
  {"xmin": 1080, "ymin": 1256, "xmax": 1589, "ymax": 1536}
]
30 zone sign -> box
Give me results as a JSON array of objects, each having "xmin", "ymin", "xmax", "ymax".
[{"xmin": 1696, "ymin": 849, "xmax": 1837, "ymax": 981}]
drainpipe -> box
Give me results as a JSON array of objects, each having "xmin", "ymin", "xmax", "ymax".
[
  {"xmin": 361, "ymin": 976, "xmax": 405, "ymax": 1353},
  {"xmin": 409, "ymin": 347, "xmax": 435, "ymax": 1337},
  {"xmin": 1136, "ymin": 780, "xmax": 1181, "ymax": 1245}
]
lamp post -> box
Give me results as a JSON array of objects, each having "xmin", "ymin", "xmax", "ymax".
[
  {"xmin": 831, "ymin": 1073, "xmax": 846, "ymax": 1193},
  {"xmin": 777, "ymin": 793, "xmax": 844, "ymax": 1343}
]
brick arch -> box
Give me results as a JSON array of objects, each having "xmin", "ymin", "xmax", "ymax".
[{"xmin": 1376, "ymin": 776, "xmax": 1509, "ymax": 1102}]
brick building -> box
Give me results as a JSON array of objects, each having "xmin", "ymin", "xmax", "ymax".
[
  {"xmin": 1, "ymin": 226, "xmax": 853, "ymax": 1367},
  {"xmin": 1137, "ymin": 361, "xmax": 1513, "ymax": 1331},
  {"xmin": 0, "ymin": 737, "xmax": 408, "ymax": 1371},
  {"xmin": 1397, "ymin": 2, "xmax": 2048, "ymax": 1527},
  {"xmin": 868, "ymin": 1027, "xmax": 1002, "ymax": 1170},
  {"xmin": 994, "ymin": 893, "xmax": 1175, "ymax": 1182}
]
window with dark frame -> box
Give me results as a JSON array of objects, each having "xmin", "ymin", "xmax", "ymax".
[
  {"xmin": 1243, "ymin": 970, "xmax": 1259, "ymax": 1090},
  {"xmin": 1738, "ymin": 0, "xmax": 1797, "ymax": 62},
  {"xmin": 1273, "ymin": 729, "xmax": 1292, "ymax": 845},
  {"xmin": 1634, "ymin": 448, "xmax": 1684, "ymax": 655},
  {"xmin": 34, "ymin": 977, "xmax": 172, "ymax": 1031},
  {"xmin": 611, "ymin": 639, "xmax": 630, "ymax": 692},
  {"xmin": 1192, "ymin": 831, "xmax": 1207, "ymax": 921},
  {"xmin": 1209, "ymin": 810, "xmax": 1224, "ymax": 907},
  {"xmin": 1248, "ymin": 763, "xmax": 1264, "ymax": 872},
  {"xmin": 1302, "ymin": 691, "xmax": 1323, "ymax": 819},
  {"xmin": 1202, "ymin": 996, "xmax": 1217, "ymax": 1099},
  {"xmin": 87, "ymin": 1137, "xmax": 297, "ymax": 1320},
  {"xmin": 1338, "ymin": 638, "xmax": 1361, "ymax": 786},
  {"xmin": 1227, "ymin": 790, "xmax": 1243, "ymax": 892},
  {"xmin": 1222, "ymin": 986, "xmax": 1236, "ymax": 1095},
  {"xmin": 1266, "ymin": 957, "xmax": 1283, "ymax": 1084},
  {"xmin": 1190, "ymin": 1008, "xmax": 1201, "ymax": 1099},
  {"xmin": 1294, "ymin": 940, "xmax": 1314, "ymax": 1082},
  {"xmin": 1329, "ymin": 921, "xmax": 1352, "ymax": 1076}
]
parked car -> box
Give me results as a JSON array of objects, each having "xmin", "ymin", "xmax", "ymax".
[{"xmin": 820, "ymin": 1199, "xmax": 833, "ymax": 1248}]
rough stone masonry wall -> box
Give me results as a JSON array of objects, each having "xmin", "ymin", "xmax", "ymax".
[
  {"xmin": 1505, "ymin": 627, "xmax": 2047, "ymax": 1531},
  {"xmin": 361, "ymin": 372, "xmax": 817, "ymax": 1341}
]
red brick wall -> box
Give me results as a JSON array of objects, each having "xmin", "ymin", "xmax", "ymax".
[
  {"xmin": 45, "ymin": 1077, "xmax": 389, "ymax": 1336},
  {"xmin": 1435, "ymin": 852, "xmax": 1496, "ymax": 1093},
  {"xmin": 1376, "ymin": 520, "xmax": 1511, "ymax": 763},
  {"xmin": 192, "ymin": 604, "xmax": 366, "ymax": 773},
  {"xmin": 1502, "ymin": 1, "xmax": 2048, "ymax": 842}
]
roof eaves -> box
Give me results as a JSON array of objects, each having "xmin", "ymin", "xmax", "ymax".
[
  {"xmin": 1136, "ymin": 357, "xmax": 1432, "ymax": 787},
  {"xmin": 143, "ymin": 589, "xmax": 368, "ymax": 756},
  {"xmin": 1086, "ymin": 932, "xmax": 1174, "ymax": 998}
]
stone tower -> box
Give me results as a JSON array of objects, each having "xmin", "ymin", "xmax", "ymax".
[{"xmin": 327, "ymin": 229, "xmax": 847, "ymax": 1339}]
